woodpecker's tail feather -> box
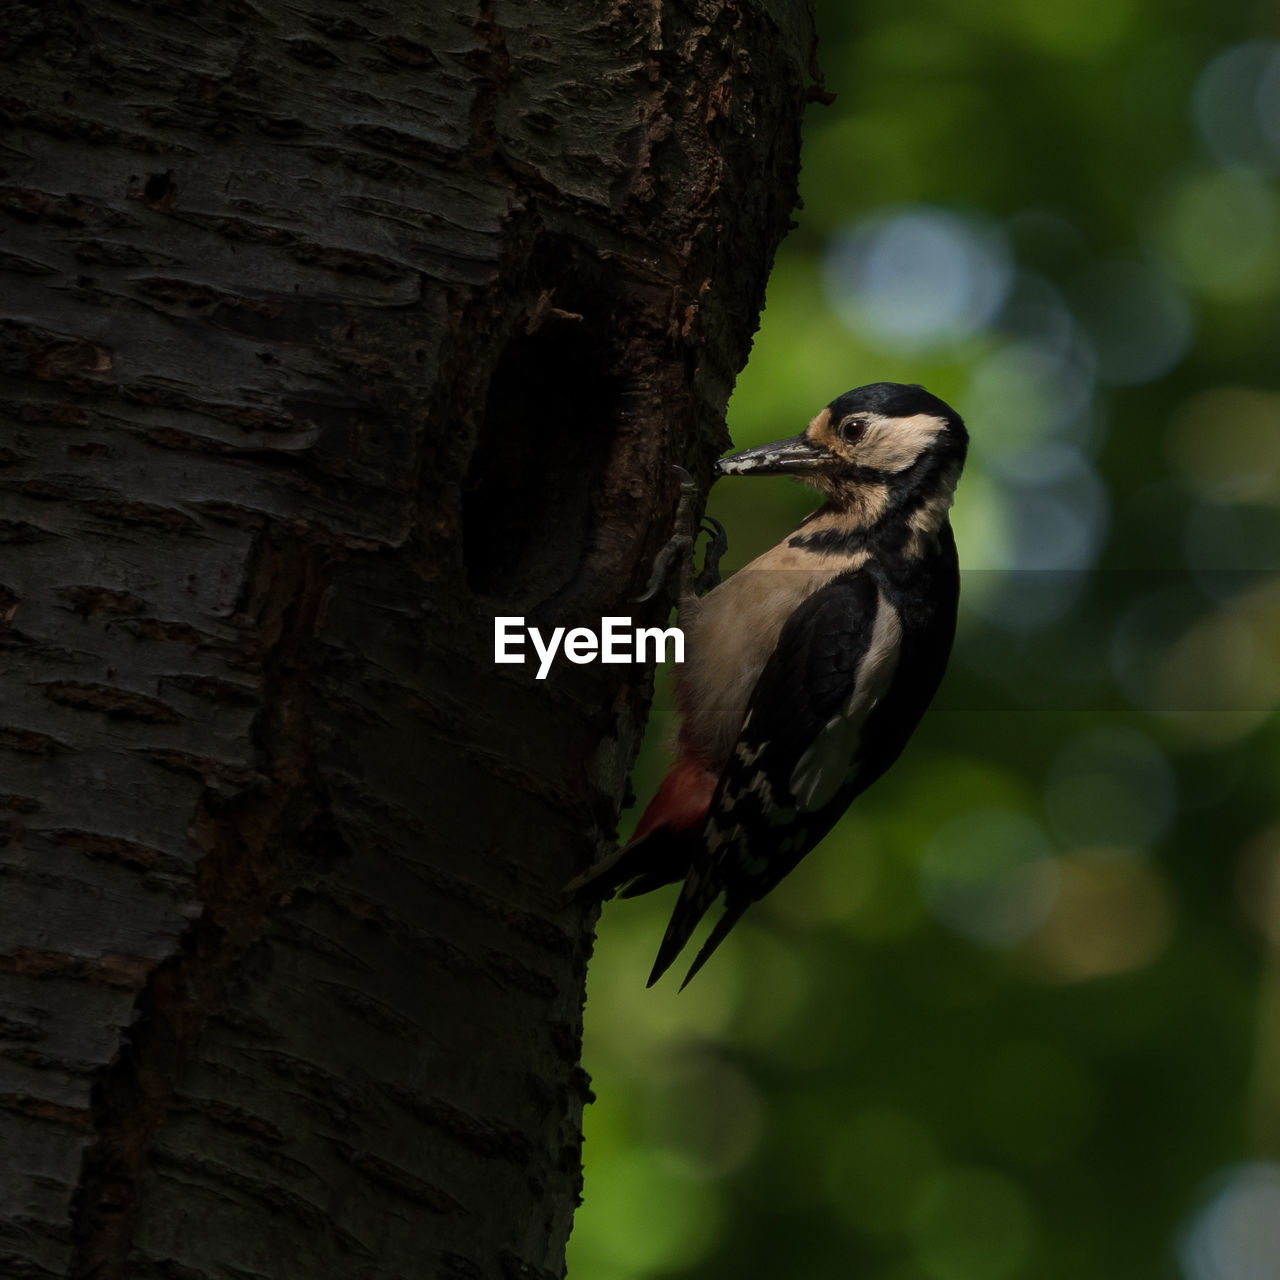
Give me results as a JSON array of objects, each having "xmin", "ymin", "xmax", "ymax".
[
  {"xmin": 646, "ymin": 876, "xmax": 722, "ymax": 988},
  {"xmin": 617, "ymin": 867, "xmax": 685, "ymax": 898},
  {"xmin": 566, "ymin": 828, "xmax": 697, "ymax": 902},
  {"xmin": 678, "ymin": 904, "xmax": 748, "ymax": 991}
]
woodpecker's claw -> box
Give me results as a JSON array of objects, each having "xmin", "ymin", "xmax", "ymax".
[
  {"xmin": 693, "ymin": 516, "xmax": 727, "ymax": 596},
  {"xmin": 633, "ymin": 466, "xmax": 726, "ymax": 604},
  {"xmin": 633, "ymin": 534, "xmax": 690, "ymax": 604}
]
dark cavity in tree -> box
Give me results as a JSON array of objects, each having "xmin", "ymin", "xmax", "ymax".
[{"xmin": 463, "ymin": 265, "xmax": 620, "ymax": 604}]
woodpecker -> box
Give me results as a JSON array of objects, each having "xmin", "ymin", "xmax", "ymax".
[{"xmin": 574, "ymin": 382, "xmax": 968, "ymax": 988}]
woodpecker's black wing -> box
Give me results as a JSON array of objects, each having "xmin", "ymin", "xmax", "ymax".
[{"xmin": 648, "ymin": 567, "xmax": 900, "ymax": 987}]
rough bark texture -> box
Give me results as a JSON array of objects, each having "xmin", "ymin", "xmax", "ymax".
[{"xmin": 0, "ymin": 1, "xmax": 816, "ymax": 1276}]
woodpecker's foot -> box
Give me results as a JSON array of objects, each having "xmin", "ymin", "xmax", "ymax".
[{"xmin": 634, "ymin": 466, "xmax": 726, "ymax": 604}]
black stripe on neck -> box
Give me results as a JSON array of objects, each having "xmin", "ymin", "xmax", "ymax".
[{"xmin": 788, "ymin": 526, "xmax": 871, "ymax": 554}]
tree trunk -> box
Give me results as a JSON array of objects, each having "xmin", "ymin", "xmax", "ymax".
[{"xmin": 0, "ymin": 1, "xmax": 816, "ymax": 1276}]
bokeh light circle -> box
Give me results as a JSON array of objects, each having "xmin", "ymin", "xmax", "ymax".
[
  {"xmin": 824, "ymin": 207, "xmax": 1013, "ymax": 350},
  {"xmin": 909, "ymin": 1166, "xmax": 1037, "ymax": 1280},
  {"xmin": 1044, "ymin": 725, "xmax": 1177, "ymax": 850},
  {"xmin": 1181, "ymin": 1162, "xmax": 1280, "ymax": 1280},
  {"xmin": 1068, "ymin": 260, "xmax": 1194, "ymax": 386},
  {"xmin": 1193, "ymin": 42, "xmax": 1280, "ymax": 171},
  {"xmin": 1151, "ymin": 169, "xmax": 1279, "ymax": 295},
  {"xmin": 920, "ymin": 810, "xmax": 1058, "ymax": 947}
]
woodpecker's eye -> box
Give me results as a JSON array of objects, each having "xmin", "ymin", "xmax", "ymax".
[{"xmin": 838, "ymin": 417, "xmax": 867, "ymax": 443}]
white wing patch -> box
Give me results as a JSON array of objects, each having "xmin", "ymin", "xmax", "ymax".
[{"xmin": 789, "ymin": 589, "xmax": 903, "ymax": 812}]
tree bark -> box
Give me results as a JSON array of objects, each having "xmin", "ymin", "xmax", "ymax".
[{"xmin": 0, "ymin": 1, "xmax": 816, "ymax": 1276}]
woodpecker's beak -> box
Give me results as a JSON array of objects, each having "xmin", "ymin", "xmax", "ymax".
[{"xmin": 715, "ymin": 436, "xmax": 828, "ymax": 478}]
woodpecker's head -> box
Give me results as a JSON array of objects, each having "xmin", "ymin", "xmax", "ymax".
[{"xmin": 716, "ymin": 383, "xmax": 967, "ymax": 513}]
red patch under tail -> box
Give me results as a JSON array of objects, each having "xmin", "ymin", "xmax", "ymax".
[{"xmin": 632, "ymin": 756, "xmax": 717, "ymax": 842}]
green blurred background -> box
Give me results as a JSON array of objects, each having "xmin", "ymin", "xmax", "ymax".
[{"xmin": 569, "ymin": 2, "xmax": 1280, "ymax": 1277}]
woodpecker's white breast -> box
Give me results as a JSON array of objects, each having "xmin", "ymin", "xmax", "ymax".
[{"xmin": 676, "ymin": 528, "xmax": 869, "ymax": 769}]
